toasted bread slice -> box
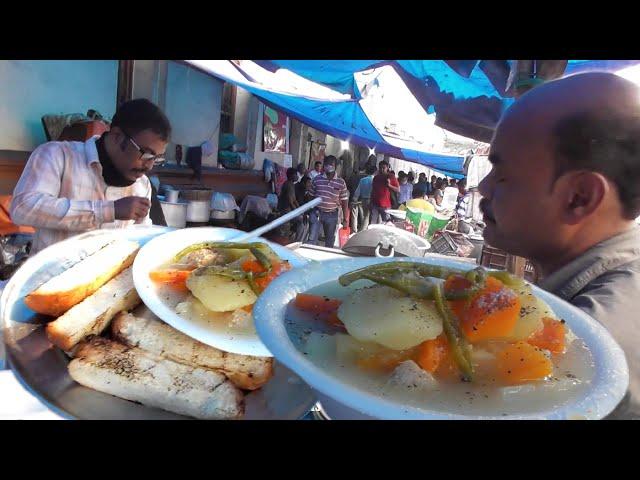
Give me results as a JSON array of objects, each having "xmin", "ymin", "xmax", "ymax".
[
  {"xmin": 25, "ymin": 239, "xmax": 139, "ymax": 317},
  {"xmin": 68, "ymin": 337, "xmax": 244, "ymax": 420},
  {"xmin": 112, "ymin": 312, "xmax": 274, "ymax": 390},
  {"xmin": 46, "ymin": 267, "xmax": 141, "ymax": 351}
]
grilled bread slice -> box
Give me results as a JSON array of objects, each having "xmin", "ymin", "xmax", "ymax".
[
  {"xmin": 112, "ymin": 312, "xmax": 274, "ymax": 390},
  {"xmin": 46, "ymin": 267, "xmax": 141, "ymax": 351},
  {"xmin": 26, "ymin": 239, "xmax": 140, "ymax": 317},
  {"xmin": 68, "ymin": 337, "xmax": 244, "ymax": 420}
]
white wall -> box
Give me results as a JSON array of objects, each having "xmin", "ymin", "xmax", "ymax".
[
  {"xmin": 132, "ymin": 60, "xmax": 223, "ymax": 167},
  {"xmin": 0, "ymin": 60, "xmax": 118, "ymax": 151},
  {"xmin": 165, "ymin": 62, "xmax": 222, "ymax": 167}
]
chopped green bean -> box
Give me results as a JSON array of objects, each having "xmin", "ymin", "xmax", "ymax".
[
  {"xmin": 433, "ymin": 284, "xmax": 474, "ymax": 381},
  {"xmin": 250, "ymin": 247, "xmax": 272, "ymax": 271},
  {"xmin": 487, "ymin": 270, "xmax": 526, "ymax": 289},
  {"xmin": 246, "ymin": 271, "xmax": 262, "ymax": 295}
]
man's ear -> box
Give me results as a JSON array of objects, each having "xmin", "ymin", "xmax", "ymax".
[
  {"xmin": 561, "ymin": 171, "xmax": 608, "ymax": 224},
  {"xmin": 108, "ymin": 126, "xmax": 127, "ymax": 150}
]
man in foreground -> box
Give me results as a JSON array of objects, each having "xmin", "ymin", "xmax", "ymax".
[
  {"xmin": 11, "ymin": 99, "xmax": 170, "ymax": 254},
  {"xmin": 478, "ymin": 72, "xmax": 640, "ymax": 418}
]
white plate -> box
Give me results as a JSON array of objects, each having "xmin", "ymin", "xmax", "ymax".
[
  {"xmin": 253, "ymin": 256, "xmax": 630, "ymax": 420},
  {"xmin": 132, "ymin": 227, "xmax": 308, "ymax": 357}
]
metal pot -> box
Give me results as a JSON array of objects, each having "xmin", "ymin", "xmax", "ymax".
[
  {"xmin": 186, "ymin": 200, "xmax": 211, "ymax": 222},
  {"xmin": 160, "ymin": 201, "xmax": 187, "ymax": 228},
  {"xmin": 210, "ymin": 209, "xmax": 236, "ymax": 220},
  {"xmin": 342, "ymin": 225, "xmax": 430, "ymax": 258}
]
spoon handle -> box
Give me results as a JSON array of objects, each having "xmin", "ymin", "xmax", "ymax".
[{"xmin": 231, "ymin": 197, "xmax": 322, "ymax": 242}]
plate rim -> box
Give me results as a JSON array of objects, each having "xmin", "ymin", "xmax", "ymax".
[{"xmin": 253, "ymin": 256, "xmax": 630, "ymax": 420}]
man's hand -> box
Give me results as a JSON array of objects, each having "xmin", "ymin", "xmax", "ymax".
[{"xmin": 114, "ymin": 196, "xmax": 151, "ymax": 221}]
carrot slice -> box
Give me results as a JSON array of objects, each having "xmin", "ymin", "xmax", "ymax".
[
  {"xmin": 415, "ymin": 335, "xmax": 448, "ymax": 373},
  {"xmin": 149, "ymin": 269, "xmax": 192, "ymax": 283},
  {"xmin": 461, "ymin": 277, "xmax": 520, "ymax": 343},
  {"xmin": 241, "ymin": 259, "xmax": 266, "ymax": 274},
  {"xmin": 149, "ymin": 269, "xmax": 193, "ymax": 291},
  {"xmin": 294, "ymin": 293, "xmax": 342, "ymax": 314},
  {"xmin": 496, "ymin": 341, "xmax": 553, "ymax": 384},
  {"xmin": 527, "ymin": 317, "xmax": 566, "ymax": 354},
  {"xmin": 444, "ymin": 274, "xmax": 473, "ymax": 294},
  {"xmin": 356, "ymin": 348, "xmax": 417, "ymax": 373},
  {"xmin": 254, "ymin": 261, "xmax": 291, "ymax": 290},
  {"xmin": 444, "ymin": 274, "xmax": 472, "ymax": 319}
]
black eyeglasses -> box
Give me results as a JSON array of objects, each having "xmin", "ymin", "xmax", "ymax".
[{"xmin": 126, "ymin": 134, "xmax": 165, "ymax": 165}]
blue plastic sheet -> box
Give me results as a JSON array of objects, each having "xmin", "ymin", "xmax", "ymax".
[{"xmin": 187, "ymin": 60, "xmax": 640, "ymax": 176}]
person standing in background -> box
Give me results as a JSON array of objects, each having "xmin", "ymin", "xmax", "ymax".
[
  {"xmin": 309, "ymin": 161, "xmax": 323, "ymax": 181},
  {"xmin": 413, "ymin": 172, "xmax": 429, "ymax": 198},
  {"xmin": 430, "ymin": 178, "xmax": 445, "ymax": 207},
  {"xmin": 429, "ymin": 175, "xmax": 437, "ymax": 196},
  {"xmin": 398, "ymin": 171, "xmax": 413, "ymax": 205},
  {"xmin": 352, "ymin": 163, "xmax": 376, "ymax": 232},
  {"xmin": 370, "ymin": 160, "xmax": 400, "ymax": 224},
  {"xmin": 307, "ymin": 155, "xmax": 350, "ymax": 247},
  {"xmin": 295, "ymin": 163, "xmax": 307, "ymax": 183}
]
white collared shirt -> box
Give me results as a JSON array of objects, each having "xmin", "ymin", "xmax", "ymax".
[{"xmin": 10, "ymin": 136, "xmax": 152, "ymax": 254}]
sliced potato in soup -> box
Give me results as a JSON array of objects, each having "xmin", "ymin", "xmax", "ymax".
[
  {"xmin": 186, "ymin": 272, "xmax": 257, "ymax": 312},
  {"xmin": 337, "ymin": 285, "xmax": 442, "ymax": 350}
]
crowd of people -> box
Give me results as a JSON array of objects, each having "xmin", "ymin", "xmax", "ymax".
[{"xmin": 279, "ymin": 153, "xmax": 473, "ymax": 247}]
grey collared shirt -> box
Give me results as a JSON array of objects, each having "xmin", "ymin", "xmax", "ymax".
[{"xmin": 538, "ymin": 226, "xmax": 640, "ymax": 419}]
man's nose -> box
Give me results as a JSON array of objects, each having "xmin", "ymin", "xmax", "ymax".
[{"xmin": 478, "ymin": 173, "xmax": 492, "ymax": 199}]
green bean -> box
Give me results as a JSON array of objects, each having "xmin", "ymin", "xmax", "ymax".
[
  {"xmin": 433, "ymin": 284, "xmax": 474, "ymax": 382},
  {"xmin": 192, "ymin": 266, "xmax": 247, "ymax": 280},
  {"xmin": 250, "ymin": 247, "xmax": 272, "ymax": 271},
  {"xmin": 245, "ymin": 271, "xmax": 262, "ymax": 295},
  {"xmin": 338, "ymin": 262, "xmax": 465, "ymax": 287},
  {"xmin": 340, "ymin": 263, "xmax": 488, "ymax": 301},
  {"xmin": 173, "ymin": 241, "xmax": 274, "ymax": 262},
  {"xmin": 487, "ymin": 270, "xmax": 526, "ymax": 289},
  {"xmin": 360, "ymin": 273, "xmax": 438, "ymax": 299}
]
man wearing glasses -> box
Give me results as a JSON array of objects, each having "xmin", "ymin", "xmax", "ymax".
[{"xmin": 11, "ymin": 99, "xmax": 171, "ymax": 254}]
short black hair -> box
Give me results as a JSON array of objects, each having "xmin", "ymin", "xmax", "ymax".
[
  {"xmin": 297, "ymin": 163, "xmax": 306, "ymax": 172},
  {"xmin": 552, "ymin": 110, "xmax": 640, "ymax": 219},
  {"xmin": 111, "ymin": 98, "xmax": 171, "ymax": 141},
  {"xmin": 398, "ymin": 171, "xmax": 407, "ymax": 179},
  {"xmin": 314, "ymin": 161, "xmax": 322, "ymax": 167},
  {"xmin": 324, "ymin": 155, "xmax": 337, "ymax": 164},
  {"xmin": 379, "ymin": 160, "xmax": 389, "ymax": 169},
  {"xmin": 286, "ymin": 167, "xmax": 298, "ymax": 181},
  {"xmin": 458, "ymin": 178, "xmax": 467, "ymax": 188}
]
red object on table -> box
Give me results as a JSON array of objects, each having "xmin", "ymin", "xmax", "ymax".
[{"xmin": 338, "ymin": 227, "xmax": 351, "ymax": 248}]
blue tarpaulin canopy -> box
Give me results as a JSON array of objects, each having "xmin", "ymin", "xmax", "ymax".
[{"xmin": 186, "ymin": 60, "xmax": 640, "ymax": 177}]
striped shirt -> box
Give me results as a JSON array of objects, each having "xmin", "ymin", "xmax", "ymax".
[
  {"xmin": 10, "ymin": 136, "xmax": 152, "ymax": 254},
  {"xmin": 311, "ymin": 174, "xmax": 349, "ymax": 212}
]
